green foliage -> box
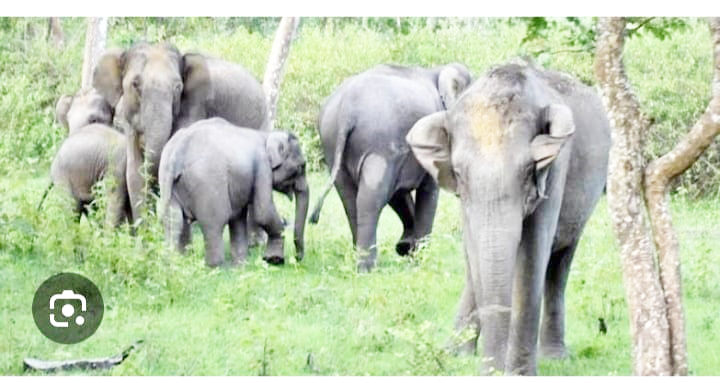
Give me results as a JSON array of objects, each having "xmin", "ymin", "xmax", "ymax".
[
  {"xmin": 2, "ymin": 170, "xmax": 720, "ymax": 375},
  {"xmin": 0, "ymin": 20, "xmax": 719, "ymax": 374},
  {"xmin": 518, "ymin": 17, "xmax": 688, "ymax": 55}
]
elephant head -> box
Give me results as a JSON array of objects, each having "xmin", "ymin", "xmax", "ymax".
[
  {"xmin": 406, "ymin": 64, "xmax": 576, "ymax": 371},
  {"xmin": 266, "ymin": 131, "xmax": 309, "ymax": 260},
  {"xmin": 93, "ymin": 43, "xmax": 187, "ymax": 180},
  {"xmin": 55, "ymin": 88, "xmax": 113, "ymax": 135}
]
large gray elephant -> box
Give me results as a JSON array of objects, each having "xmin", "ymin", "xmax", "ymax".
[
  {"xmin": 92, "ymin": 42, "xmax": 268, "ymax": 222},
  {"xmin": 406, "ymin": 61, "xmax": 610, "ymax": 375},
  {"xmin": 158, "ymin": 118, "xmax": 308, "ymax": 267},
  {"xmin": 42, "ymin": 88, "xmax": 130, "ymax": 226},
  {"xmin": 310, "ymin": 63, "xmax": 471, "ymax": 272}
]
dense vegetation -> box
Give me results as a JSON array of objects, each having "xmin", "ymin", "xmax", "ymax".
[{"xmin": 1, "ymin": 18, "xmax": 719, "ymax": 375}]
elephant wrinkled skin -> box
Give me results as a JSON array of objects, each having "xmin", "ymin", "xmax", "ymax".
[
  {"xmin": 407, "ymin": 62, "xmax": 610, "ymax": 375},
  {"xmin": 47, "ymin": 88, "xmax": 130, "ymax": 226},
  {"xmin": 93, "ymin": 43, "xmax": 268, "ymax": 223},
  {"xmin": 310, "ymin": 63, "xmax": 471, "ymax": 272},
  {"xmin": 158, "ymin": 118, "xmax": 308, "ymax": 267}
]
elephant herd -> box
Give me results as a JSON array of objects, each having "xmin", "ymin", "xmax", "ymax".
[{"xmin": 43, "ymin": 42, "xmax": 611, "ymax": 375}]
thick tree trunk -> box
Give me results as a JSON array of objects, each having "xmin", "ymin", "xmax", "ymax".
[
  {"xmin": 47, "ymin": 18, "xmax": 64, "ymax": 49},
  {"xmin": 262, "ymin": 17, "xmax": 300, "ymax": 131},
  {"xmin": 81, "ymin": 17, "xmax": 108, "ymax": 89},
  {"xmin": 643, "ymin": 18, "xmax": 720, "ymax": 376},
  {"xmin": 594, "ymin": 17, "xmax": 673, "ymax": 375}
]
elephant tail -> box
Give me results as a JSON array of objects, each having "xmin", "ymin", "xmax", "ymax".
[
  {"xmin": 37, "ymin": 182, "xmax": 54, "ymax": 211},
  {"xmin": 309, "ymin": 115, "xmax": 355, "ymax": 224}
]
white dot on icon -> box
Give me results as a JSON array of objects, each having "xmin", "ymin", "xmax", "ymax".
[
  {"xmin": 75, "ymin": 316, "xmax": 85, "ymax": 325},
  {"xmin": 62, "ymin": 304, "xmax": 74, "ymax": 317}
]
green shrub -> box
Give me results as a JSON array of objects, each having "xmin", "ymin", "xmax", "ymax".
[{"xmin": 0, "ymin": 17, "xmax": 718, "ymax": 192}]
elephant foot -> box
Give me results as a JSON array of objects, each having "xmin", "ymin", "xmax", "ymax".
[
  {"xmin": 540, "ymin": 343, "xmax": 569, "ymax": 359},
  {"xmin": 357, "ymin": 258, "xmax": 375, "ymax": 273},
  {"xmin": 205, "ymin": 258, "xmax": 224, "ymax": 268},
  {"xmin": 395, "ymin": 238, "xmax": 416, "ymax": 256},
  {"xmin": 263, "ymin": 237, "xmax": 285, "ymax": 265},
  {"xmin": 263, "ymin": 255, "xmax": 285, "ymax": 265}
]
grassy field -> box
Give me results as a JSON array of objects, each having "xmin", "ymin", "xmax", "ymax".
[
  {"xmin": 1, "ymin": 18, "xmax": 720, "ymax": 375},
  {"xmin": 1, "ymin": 171, "xmax": 720, "ymax": 375}
]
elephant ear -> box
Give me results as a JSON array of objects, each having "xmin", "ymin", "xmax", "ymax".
[
  {"xmin": 92, "ymin": 48, "xmax": 125, "ymax": 108},
  {"xmin": 406, "ymin": 111, "xmax": 457, "ymax": 193},
  {"xmin": 438, "ymin": 64, "xmax": 471, "ymax": 110},
  {"xmin": 530, "ymin": 103, "xmax": 575, "ymax": 198},
  {"xmin": 55, "ymin": 94, "xmax": 74, "ymax": 128},
  {"xmin": 266, "ymin": 132, "xmax": 289, "ymax": 170},
  {"xmin": 181, "ymin": 53, "xmax": 211, "ymax": 99}
]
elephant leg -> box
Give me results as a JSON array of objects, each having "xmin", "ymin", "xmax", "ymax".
[
  {"xmin": 199, "ymin": 221, "xmax": 225, "ymax": 268},
  {"xmin": 106, "ymin": 179, "xmax": 127, "ymax": 229},
  {"xmin": 388, "ymin": 191, "xmax": 415, "ymax": 256},
  {"xmin": 251, "ymin": 169, "xmax": 285, "ymax": 265},
  {"xmin": 72, "ymin": 200, "xmax": 84, "ymax": 223},
  {"xmin": 334, "ymin": 169, "xmax": 358, "ymax": 245},
  {"xmin": 539, "ymin": 240, "xmax": 579, "ymax": 359},
  {"xmin": 413, "ymin": 174, "xmax": 439, "ymax": 242},
  {"xmin": 246, "ymin": 205, "xmax": 268, "ymax": 247},
  {"xmin": 355, "ymin": 154, "xmax": 396, "ymax": 272},
  {"xmin": 229, "ymin": 208, "xmax": 249, "ymax": 266},
  {"xmin": 164, "ymin": 196, "xmax": 192, "ymax": 254}
]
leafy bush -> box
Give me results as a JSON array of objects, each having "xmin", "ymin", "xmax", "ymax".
[{"xmin": 0, "ymin": 17, "xmax": 718, "ymax": 195}]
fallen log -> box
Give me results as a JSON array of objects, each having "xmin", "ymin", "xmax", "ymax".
[{"xmin": 23, "ymin": 341, "xmax": 142, "ymax": 373}]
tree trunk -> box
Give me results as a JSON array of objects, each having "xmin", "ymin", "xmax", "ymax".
[
  {"xmin": 262, "ymin": 17, "xmax": 300, "ymax": 131},
  {"xmin": 643, "ymin": 18, "xmax": 720, "ymax": 376},
  {"xmin": 426, "ymin": 17, "xmax": 437, "ymax": 30},
  {"xmin": 594, "ymin": 17, "xmax": 673, "ymax": 375},
  {"xmin": 81, "ymin": 17, "xmax": 108, "ymax": 89},
  {"xmin": 47, "ymin": 18, "xmax": 64, "ymax": 49}
]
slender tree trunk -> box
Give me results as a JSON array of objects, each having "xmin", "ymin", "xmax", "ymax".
[
  {"xmin": 262, "ymin": 17, "xmax": 300, "ymax": 131},
  {"xmin": 426, "ymin": 17, "xmax": 437, "ymax": 31},
  {"xmin": 594, "ymin": 17, "xmax": 673, "ymax": 375},
  {"xmin": 81, "ymin": 17, "xmax": 108, "ymax": 89},
  {"xmin": 643, "ymin": 18, "xmax": 720, "ymax": 375},
  {"xmin": 47, "ymin": 18, "xmax": 64, "ymax": 49}
]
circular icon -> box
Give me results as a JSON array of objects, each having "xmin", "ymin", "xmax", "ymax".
[{"xmin": 32, "ymin": 272, "xmax": 104, "ymax": 344}]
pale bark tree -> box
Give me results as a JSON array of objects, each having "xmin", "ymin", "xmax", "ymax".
[
  {"xmin": 262, "ymin": 17, "xmax": 300, "ymax": 131},
  {"xmin": 426, "ymin": 17, "xmax": 437, "ymax": 30},
  {"xmin": 595, "ymin": 17, "xmax": 720, "ymax": 375},
  {"xmin": 643, "ymin": 18, "xmax": 720, "ymax": 375},
  {"xmin": 595, "ymin": 17, "xmax": 672, "ymax": 376},
  {"xmin": 81, "ymin": 17, "xmax": 108, "ymax": 89},
  {"xmin": 47, "ymin": 18, "xmax": 64, "ymax": 49}
]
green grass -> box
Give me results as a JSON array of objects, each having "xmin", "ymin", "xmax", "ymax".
[
  {"xmin": 1, "ymin": 171, "xmax": 720, "ymax": 375},
  {"xmin": 2, "ymin": 17, "xmax": 720, "ymax": 376}
]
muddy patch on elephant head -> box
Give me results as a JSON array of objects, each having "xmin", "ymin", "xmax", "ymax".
[{"xmin": 466, "ymin": 97, "xmax": 505, "ymax": 151}]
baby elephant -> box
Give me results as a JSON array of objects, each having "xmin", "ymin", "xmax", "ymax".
[
  {"xmin": 158, "ymin": 117, "xmax": 309, "ymax": 267},
  {"xmin": 44, "ymin": 88, "xmax": 131, "ymax": 227}
]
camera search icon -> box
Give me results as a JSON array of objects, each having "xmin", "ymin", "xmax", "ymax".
[{"xmin": 32, "ymin": 273, "xmax": 104, "ymax": 344}]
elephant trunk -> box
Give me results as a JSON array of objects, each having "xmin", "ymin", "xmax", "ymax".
[
  {"xmin": 293, "ymin": 174, "xmax": 309, "ymax": 261},
  {"xmin": 140, "ymin": 89, "xmax": 174, "ymax": 183},
  {"xmin": 462, "ymin": 196, "xmax": 523, "ymax": 373}
]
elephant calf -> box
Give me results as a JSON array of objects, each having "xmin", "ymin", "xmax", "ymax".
[
  {"xmin": 158, "ymin": 118, "xmax": 309, "ymax": 267},
  {"xmin": 44, "ymin": 88, "xmax": 131, "ymax": 226}
]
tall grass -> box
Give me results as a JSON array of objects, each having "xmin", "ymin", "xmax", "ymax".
[{"xmin": 1, "ymin": 18, "xmax": 719, "ymax": 376}]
